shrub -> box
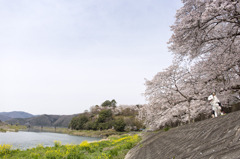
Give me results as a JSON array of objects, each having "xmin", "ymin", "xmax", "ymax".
[
  {"xmin": 134, "ymin": 119, "xmax": 145, "ymax": 130},
  {"xmin": 77, "ymin": 115, "xmax": 89, "ymax": 130},
  {"xmin": 124, "ymin": 126, "xmax": 132, "ymax": 132},
  {"xmin": 124, "ymin": 117, "xmax": 135, "ymax": 126},
  {"xmin": 69, "ymin": 117, "xmax": 78, "ymax": 129},
  {"xmin": 69, "ymin": 115, "xmax": 89, "ymax": 130},
  {"xmin": 114, "ymin": 118, "xmax": 126, "ymax": 132},
  {"xmin": 83, "ymin": 122, "xmax": 91, "ymax": 130},
  {"xmin": 98, "ymin": 109, "xmax": 112, "ymax": 123},
  {"xmin": 98, "ymin": 123, "xmax": 109, "ymax": 130},
  {"xmin": 91, "ymin": 121, "xmax": 99, "ymax": 130}
]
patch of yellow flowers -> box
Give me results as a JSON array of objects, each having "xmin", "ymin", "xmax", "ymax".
[
  {"xmin": 0, "ymin": 144, "xmax": 12, "ymax": 156},
  {"xmin": 0, "ymin": 134, "xmax": 140, "ymax": 159}
]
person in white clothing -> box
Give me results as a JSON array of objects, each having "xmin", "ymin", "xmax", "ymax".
[{"xmin": 208, "ymin": 93, "xmax": 223, "ymax": 117}]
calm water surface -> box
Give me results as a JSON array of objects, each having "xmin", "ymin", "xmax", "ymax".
[{"xmin": 0, "ymin": 131, "xmax": 101, "ymax": 150}]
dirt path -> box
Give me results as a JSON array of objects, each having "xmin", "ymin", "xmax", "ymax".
[{"xmin": 125, "ymin": 111, "xmax": 240, "ymax": 159}]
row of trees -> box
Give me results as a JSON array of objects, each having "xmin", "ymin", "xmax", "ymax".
[{"xmin": 139, "ymin": 0, "xmax": 240, "ymax": 130}]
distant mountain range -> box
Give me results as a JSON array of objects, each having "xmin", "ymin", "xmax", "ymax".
[
  {"xmin": 3, "ymin": 113, "xmax": 79, "ymax": 128},
  {"xmin": 0, "ymin": 111, "xmax": 79, "ymax": 127},
  {"xmin": 0, "ymin": 111, "xmax": 35, "ymax": 121},
  {"xmin": 0, "ymin": 114, "xmax": 12, "ymax": 121}
]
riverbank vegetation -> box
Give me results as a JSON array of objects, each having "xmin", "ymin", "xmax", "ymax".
[
  {"xmin": 0, "ymin": 134, "xmax": 141, "ymax": 159},
  {"xmin": 67, "ymin": 129, "xmax": 128, "ymax": 138},
  {"xmin": 29, "ymin": 126, "xmax": 133, "ymax": 138},
  {"xmin": 0, "ymin": 121, "xmax": 27, "ymax": 132}
]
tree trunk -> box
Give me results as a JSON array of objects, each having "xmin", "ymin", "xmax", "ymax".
[{"xmin": 188, "ymin": 101, "xmax": 191, "ymax": 124}]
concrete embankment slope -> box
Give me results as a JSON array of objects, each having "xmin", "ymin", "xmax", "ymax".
[{"xmin": 125, "ymin": 111, "xmax": 240, "ymax": 159}]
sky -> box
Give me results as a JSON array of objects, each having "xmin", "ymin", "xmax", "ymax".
[{"xmin": 0, "ymin": 0, "xmax": 183, "ymax": 115}]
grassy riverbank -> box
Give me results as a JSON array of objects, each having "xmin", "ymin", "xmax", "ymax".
[
  {"xmin": 30, "ymin": 126, "xmax": 129, "ymax": 138},
  {"xmin": 67, "ymin": 129, "xmax": 127, "ymax": 138},
  {"xmin": 0, "ymin": 124, "xmax": 27, "ymax": 132},
  {"xmin": 0, "ymin": 134, "xmax": 141, "ymax": 159}
]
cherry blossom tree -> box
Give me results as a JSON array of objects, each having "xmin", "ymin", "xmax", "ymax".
[
  {"xmin": 139, "ymin": 0, "xmax": 240, "ymax": 130},
  {"xmin": 139, "ymin": 64, "xmax": 208, "ymax": 130},
  {"xmin": 168, "ymin": 0, "xmax": 240, "ymax": 94},
  {"xmin": 169, "ymin": 0, "xmax": 240, "ymax": 59}
]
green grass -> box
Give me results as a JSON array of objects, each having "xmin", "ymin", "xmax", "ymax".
[
  {"xmin": 30, "ymin": 127, "xmax": 127, "ymax": 138},
  {"xmin": 164, "ymin": 126, "xmax": 170, "ymax": 132},
  {"xmin": 68, "ymin": 129, "xmax": 126, "ymax": 138},
  {"xmin": 0, "ymin": 134, "xmax": 141, "ymax": 159},
  {"xmin": 139, "ymin": 144, "xmax": 143, "ymax": 148},
  {"xmin": 7, "ymin": 125, "xmax": 27, "ymax": 132},
  {"xmin": 0, "ymin": 125, "xmax": 27, "ymax": 132}
]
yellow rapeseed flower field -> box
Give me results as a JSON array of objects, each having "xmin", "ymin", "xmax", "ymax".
[{"xmin": 0, "ymin": 134, "xmax": 141, "ymax": 159}]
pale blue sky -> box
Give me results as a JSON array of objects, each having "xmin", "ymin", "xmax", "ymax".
[{"xmin": 0, "ymin": 0, "xmax": 183, "ymax": 115}]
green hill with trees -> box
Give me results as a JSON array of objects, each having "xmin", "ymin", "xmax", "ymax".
[{"xmin": 68, "ymin": 99, "xmax": 144, "ymax": 132}]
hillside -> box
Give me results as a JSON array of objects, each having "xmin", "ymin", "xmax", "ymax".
[
  {"xmin": 0, "ymin": 114, "xmax": 12, "ymax": 121},
  {"xmin": 53, "ymin": 115, "xmax": 78, "ymax": 127},
  {"xmin": 5, "ymin": 114, "xmax": 79, "ymax": 127},
  {"xmin": 0, "ymin": 120, "xmax": 7, "ymax": 126},
  {"xmin": 0, "ymin": 111, "xmax": 35, "ymax": 120},
  {"xmin": 126, "ymin": 110, "xmax": 240, "ymax": 159}
]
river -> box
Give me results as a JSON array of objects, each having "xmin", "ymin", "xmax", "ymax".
[{"xmin": 0, "ymin": 131, "xmax": 101, "ymax": 150}]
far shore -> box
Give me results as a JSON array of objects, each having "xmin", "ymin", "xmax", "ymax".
[
  {"xmin": 22, "ymin": 126, "xmax": 137, "ymax": 138},
  {"xmin": 0, "ymin": 123, "xmax": 27, "ymax": 133},
  {"xmin": 1, "ymin": 123, "xmax": 142, "ymax": 139}
]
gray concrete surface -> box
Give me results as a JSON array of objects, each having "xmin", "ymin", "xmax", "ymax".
[{"xmin": 125, "ymin": 111, "xmax": 240, "ymax": 159}]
